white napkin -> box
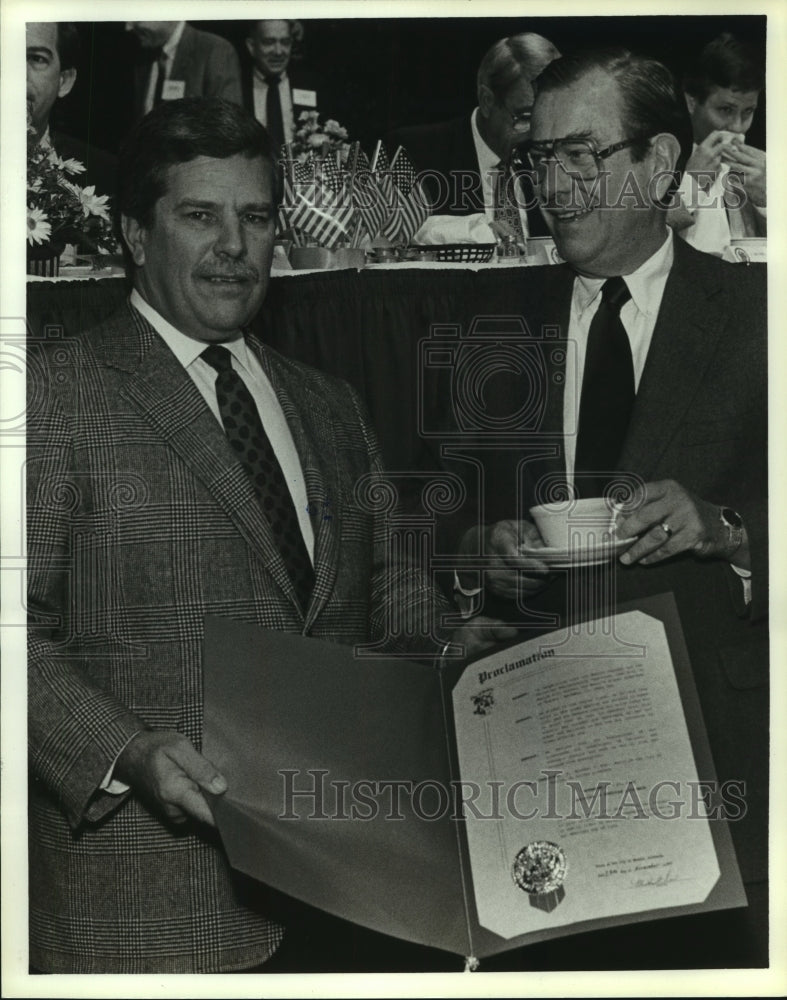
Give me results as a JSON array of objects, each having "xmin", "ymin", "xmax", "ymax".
[{"xmin": 413, "ymin": 213, "xmax": 495, "ymax": 245}]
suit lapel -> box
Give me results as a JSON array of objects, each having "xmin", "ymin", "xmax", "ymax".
[
  {"xmin": 251, "ymin": 340, "xmax": 342, "ymax": 627},
  {"xmin": 105, "ymin": 307, "xmax": 306, "ymax": 615},
  {"xmin": 169, "ymin": 25, "xmax": 193, "ymax": 86},
  {"xmin": 619, "ymin": 239, "xmax": 726, "ymax": 479},
  {"xmin": 531, "ymin": 265, "xmax": 573, "ymax": 496}
]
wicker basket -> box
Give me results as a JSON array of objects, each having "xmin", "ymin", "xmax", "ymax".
[{"xmin": 404, "ymin": 243, "xmax": 497, "ymax": 263}]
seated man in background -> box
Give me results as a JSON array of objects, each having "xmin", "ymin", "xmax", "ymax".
[
  {"xmin": 27, "ymin": 20, "xmax": 116, "ymax": 197},
  {"xmin": 673, "ymin": 32, "xmax": 766, "ymax": 254},
  {"xmin": 389, "ymin": 32, "xmax": 559, "ymax": 247},
  {"xmin": 126, "ymin": 21, "xmax": 242, "ymax": 120}
]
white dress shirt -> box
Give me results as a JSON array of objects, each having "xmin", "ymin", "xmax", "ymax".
[
  {"xmin": 470, "ymin": 107, "xmax": 530, "ymax": 236},
  {"xmin": 563, "ymin": 231, "xmax": 673, "ymax": 484},
  {"xmin": 251, "ymin": 68, "xmax": 295, "ymax": 144},
  {"xmin": 142, "ymin": 21, "xmax": 186, "ymax": 115},
  {"xmin": 130, "ymin": 289, "xmax": 314, "ymax": 560}
]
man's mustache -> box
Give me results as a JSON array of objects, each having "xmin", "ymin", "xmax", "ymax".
[{"xmin": 195, "ymin": 266, "xmax": 260, "ymax": 280}]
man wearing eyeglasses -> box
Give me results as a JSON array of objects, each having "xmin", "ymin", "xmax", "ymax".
[
  {"xmin": 448, "ymin": 48, "xmax": 767, "ymax": 969},
  {"xmin": 389, "ymin": 32, "xmax": 559, "ymax": 245}
]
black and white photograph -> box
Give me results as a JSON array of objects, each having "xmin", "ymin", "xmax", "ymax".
[{"xmin": 1, "ymin": 0, "xmax": 784, "ymax": 995}]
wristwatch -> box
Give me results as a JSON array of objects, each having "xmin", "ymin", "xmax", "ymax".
[{"xmin": 719, "ymin": 506, "xmax": 744, "ymax": 556}]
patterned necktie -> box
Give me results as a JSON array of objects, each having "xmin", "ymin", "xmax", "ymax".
[
  {"xmin": 201, "ymin": 344, "xmax": 314, "ymax": 612},
  {"xmin": 265, "ymin": 74, "xmax": 285, "ymax": 150},
  {"xmin": 574, "ymin": 277, "xmax": 634, "ymax": 498},
  {"xmin": 493, "ymin": 162, "xmax": 527, "ymax": 246}
]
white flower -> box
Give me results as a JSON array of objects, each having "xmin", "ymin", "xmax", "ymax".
[
  {"xmin": 27, "ymin": 205, "xmax": 52, "ymax": 245},
  {"xmin": 324, "ymin": 120, "xmax": 348, "ymax": 139},
  {"xmin": 76, "ymin": 185, "xmax": 111, "ymax": 221},
  {"xmin": 59, "ymin": 157, "xmax": 86, "ymax": 175}
]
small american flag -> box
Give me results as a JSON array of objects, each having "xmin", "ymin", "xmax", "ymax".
[
  {"xmin": 347, "ymin": 149, "xmax": 389, "ymax": 241},
  {"xmin": 380, "ymin": 146, "xmax": 431, "ymax": 244},
  {"xmin": 370, "ymin": 140, "xmax": 390, "ymax": 174},
  {"xmin": 319, "ymin": 153, "xmax": 348, "ymax": 196},
  {"xmin": 288, "ymin": 181, "xmax": 355, "ymax": 249}
]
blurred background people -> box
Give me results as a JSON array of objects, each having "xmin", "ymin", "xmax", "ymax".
[
  {"xmin": 390, "ymin": 32, "xmax": 560, "ymax": 245},
  {"xmin": 242, "ymin": 19, "xmax": 328, "ymax": 149},
  {"xmin": 673, "ymin": 32, "xmax": 766, "ymax": 254},
  {"xmin": 126, "ymin": 21, "xmax": 242, "ymax": 121},
  {"xmin": 27, "ymin": 21, "xmax": 116, "ymax": 196}
]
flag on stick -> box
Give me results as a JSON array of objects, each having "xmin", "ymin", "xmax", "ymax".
[{"xmin": 380, "ymin": 145, "xmax": 431, "ymax": 244}]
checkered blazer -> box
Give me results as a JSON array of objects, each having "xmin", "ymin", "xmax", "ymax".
[{"xmin": 27, "ymin": 303, "xmax": 449, "ymax": 973}]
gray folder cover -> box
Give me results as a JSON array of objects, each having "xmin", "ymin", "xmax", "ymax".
[{"xmin": 202, "ymin": 593, "xmax": 745, "ymax": 959}]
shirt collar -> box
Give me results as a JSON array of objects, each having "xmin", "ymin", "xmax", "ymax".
[
  {"xmin": 129, "ymin": 288, "xmax": 249, "ymax": 371},
  {"xmin": 574, "ymin": 230, "xmax": 674, "ymax": 318},
  {"xmin": 470, "ymin": 107, "xmax": 502, "ymax": 175},
  {"xmin": 162, "ymin": 21, "xmax": 186, "ymax": 58},
  {"xmin": 253, "ymin": 66, "xmax": 289, "ymax": 86}
]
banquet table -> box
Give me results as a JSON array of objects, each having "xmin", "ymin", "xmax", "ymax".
[{"xmin": 26, "ymin": 265, "xmax": 547, "ymax": 473}]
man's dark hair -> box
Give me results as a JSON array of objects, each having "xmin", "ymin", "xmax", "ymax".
[
  {"xmin": 534, "ymin": 47, "xmax": 693, "ymax": 175},
  {"xmin": 55, "ymin": 23, "xmax": 81, "ymax": 72},
  {"xmin": 117, "ymin": 97, "xmax": 281, "ymax": 232},
  {"xmin": 683, "ymin": 32, "xmax": 764, "ymax": 102}
]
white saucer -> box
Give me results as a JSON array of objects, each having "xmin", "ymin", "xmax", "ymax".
[{"xmin": 516, "ymin": 536, "xmax": 636, "ymax": 568}]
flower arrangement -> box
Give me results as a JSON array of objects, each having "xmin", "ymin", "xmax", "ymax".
[
  {"xmin": 27, "ymin": 121, "xmax": 117, "ymax": 254},
  {"xmin": 289, "ymin": 111, "xmax": 350, "ymax": 165}
]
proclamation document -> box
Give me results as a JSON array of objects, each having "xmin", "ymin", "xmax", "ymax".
[{"xmin": 452, "ymin": 611, "xmax": 720, "ymax": 940}]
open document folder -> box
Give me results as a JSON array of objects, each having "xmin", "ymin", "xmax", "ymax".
[{"xmin": 202, "ymin": 593, "xmax": 744, "ymax": 962}]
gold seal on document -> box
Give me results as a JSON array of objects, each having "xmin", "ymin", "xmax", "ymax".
[{"xmin": 512, "ymin": 841, "xmax": 567, "ymax": 895}]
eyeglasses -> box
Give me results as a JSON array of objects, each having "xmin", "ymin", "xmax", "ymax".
[
  {"xmin": 515, "ymin": 135, "xmax": 651, "ymax": 179},
  {"xmin": 502, "ymin": 106, "xmax": 533, "ymax": 133}
]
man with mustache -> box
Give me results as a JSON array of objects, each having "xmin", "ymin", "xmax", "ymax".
[
  {"xmin": 448, "ymin": 48, "xmax": 767, "ymax": 968},
  {"xmin": 26, "ymin": 97, "xmax": 507, "ymax": 974}
]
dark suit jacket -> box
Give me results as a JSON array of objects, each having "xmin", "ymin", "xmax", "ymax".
[
  {"xmin": 439, "ymin": 237, "xmax": 768, "ymax": 964},
  {"xmin": 389, "ymin": 114, "xmax": 550, "ymax": 236},
  {"xmin": 26, "ymin": 303, "xmax": 449, "ymax": 973},
  {"xmin": 132, "ymin": 24, "xmax": 242, "ymax": 121},
  {"xmin": 50, "ymin": 130, "xmax": 117, "ymax": 200},
  {"xmin": 240, "ymin": 62, "xmax": 329, "ymax": 135}
]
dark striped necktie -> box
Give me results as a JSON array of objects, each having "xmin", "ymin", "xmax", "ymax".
[{"xmin": 201, "ymin": 344, "xmax": 314, "ymax": 612}]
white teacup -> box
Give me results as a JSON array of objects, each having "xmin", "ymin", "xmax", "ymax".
[{"xmin": 528, "ymin": 497, "xmax": 620, "ymax": 550}]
